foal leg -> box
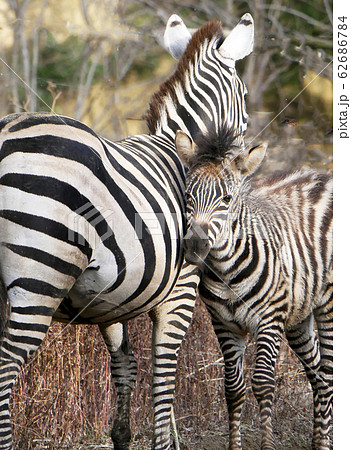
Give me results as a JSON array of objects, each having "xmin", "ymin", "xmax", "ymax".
[
  {"xmin": 251, "ymin": 325, "xmax": 283, "ymax": 450},
  {"xmin": 286, "ymin": 314, "xmax": 323, "ymax": 449},
  {"xmin": 314, "ymin": 288, "xmax": 333, "ymax": 450},
  {"xmin": 100, "ymin": 322, "xmax": 137, "ymax": 450},
  {"xmin": 211, "ymin": 318, "xmax": 247, "ymax": 450}
]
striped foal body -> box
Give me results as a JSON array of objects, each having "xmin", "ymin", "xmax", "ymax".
[
  {"xmin": 0, "ymin": 14, "xmax": 254, "ymax": 450},
  {"xmin": 177, "ymin": 129, "xmax": 333, "ymax": 450}
]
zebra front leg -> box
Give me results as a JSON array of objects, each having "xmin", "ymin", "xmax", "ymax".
[
  {"xmin": 149, "ymin": 261, "xmax": 200, "ymax": 450},
  {"xmin": 251, "ymin": 326, "xmax": 283, "ymax": 450},
  {"xmin": 100, "ymin": 323, "xmax": 137, "ymax": 450},
  {"xmin": 211, "ymin": 319, "xmax": 247, "ymax": 450}
]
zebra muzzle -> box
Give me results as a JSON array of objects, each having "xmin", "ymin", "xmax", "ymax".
[{"xmin": 184, "ymin": 223, "xmax": 210, "ymax": 265}]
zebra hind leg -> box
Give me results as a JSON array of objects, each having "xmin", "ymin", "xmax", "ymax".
[
  {"xmin": 287, "ymin": 294, "xmax": 332, "ymax": 450},
  {"xmin": 99, "ymin": 323, "xmax": 137, "ymax": 450},
  {"xmin": 0, "ymin": 290, "xmax": 63, "ymax": 449},
  {"xmin": 211, "ymin": 318, "xmax": 247, "ymax": 450}
]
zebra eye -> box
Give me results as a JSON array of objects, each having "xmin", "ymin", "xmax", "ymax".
[{"xmin": 222, "ymin": 194, "xmax": 232, "ymax": 204}]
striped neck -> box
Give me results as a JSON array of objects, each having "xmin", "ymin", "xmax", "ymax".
[
  {"xmin": 146, "ymin": 22, "xmax": 248, "ymax": 148},
  {"xmin": 210, "ymin": 196, "xmax": 247, "ymax": 253}
]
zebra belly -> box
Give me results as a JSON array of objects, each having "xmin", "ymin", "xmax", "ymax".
[{"xmin": 55, "ymin": 241, "xmax": 179, "ymax": 324}]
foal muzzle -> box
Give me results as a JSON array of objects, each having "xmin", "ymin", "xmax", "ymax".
[{"xmin": 184, "ymin": 222, "xmax": 210, "ymax": 265}]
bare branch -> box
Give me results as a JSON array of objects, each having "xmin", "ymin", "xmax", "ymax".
[
  {"xmin": 81, "ymin": 0, "xmax": 92, "ymax": 27},
  {"xmin": 264, "ymin": 5, "xmax": 330, "ymax": 30},
  {"xmin": 323, "ymin": 0, "xmax": 332, "ymax": 25},
  {"xmin": 75, "ymin": 42, "xmax": 103, "ymax": 120},
  {"xmin": 31, "ymin": 0, "xmax": 49, "ymax": 111}
]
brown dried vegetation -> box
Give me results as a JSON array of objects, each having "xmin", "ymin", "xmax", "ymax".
[{"xmin": 11, "ymin": 300, "xmax": 317, "ymax": 449}]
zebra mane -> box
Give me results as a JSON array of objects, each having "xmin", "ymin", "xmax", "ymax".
[
  {"xmin": 145, "ymin": 21, "xmax": 224, "ymax": 134},
  {"xmin": 191, "ymin": 124, "xmax": 240, "ymax": 166}
]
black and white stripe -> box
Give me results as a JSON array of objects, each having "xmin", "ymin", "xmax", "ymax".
[
  {"xmin": 146, "ymin": 14, "xmax": 254, "ymax": 149},
  {"xmin": 177, "ymin": 129, "xmax": 333, "ymax": 450},
  {"xmin": 0, "ymin": 13, "xmax": 254, "ymax": 450}
]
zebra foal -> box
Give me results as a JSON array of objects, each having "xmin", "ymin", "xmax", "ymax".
[
  {"xmin": 175, "ymin": 127, "xmax": 333, "ymax": 449},
  {"xmin": 0, "ymin": 13, "xmax": 254, "ymax": 450}
]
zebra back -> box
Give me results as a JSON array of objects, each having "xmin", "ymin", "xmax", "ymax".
[{"xmin": 0, "ymin": 113, "xmax": 189, "ymax": 323}]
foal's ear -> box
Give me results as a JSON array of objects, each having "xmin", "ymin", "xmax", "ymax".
[
  {"xmin": 163, "ymin": 14, "xmax": 192, "ymax": 59},
  {"xmin": 175, "ymin": 130, "xmax": 196, "ymax": 167},
  {"xmin": 232, "ymin": 143, "xmax": 267, "ymax": 176}
]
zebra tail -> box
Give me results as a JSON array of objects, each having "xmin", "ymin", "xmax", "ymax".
[{"xmin": 0, "ymin": 277, "xmax": 9, "ymax": 345}]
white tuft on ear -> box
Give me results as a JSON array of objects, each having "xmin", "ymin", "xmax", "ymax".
[
  {"xmin": 218, "ymin": 13, "xmax": 254, "ymax": 63},
  {"xmin": 163, "ymin": 14, "xmax": 192, "ymax": 59},
  {"xmin": 232, "ymin": 142, "xmax": 267, "ymax": 176},
  {"xmin": 175, "ymin": 130, "xmax": 196, "ymax": 167}
]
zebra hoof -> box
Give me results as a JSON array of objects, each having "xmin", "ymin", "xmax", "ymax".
[{"xmin": 111, "ymin": 420, "xmax": 131, "ymax": 450}]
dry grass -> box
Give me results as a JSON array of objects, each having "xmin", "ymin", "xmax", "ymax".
[
  {"xmin": 11, "ymin": 324, "xmax": 113, "ymax": 449},
  {"xmin": 9, "ymin": 299, "xmax": 323, "ymax": 450}
]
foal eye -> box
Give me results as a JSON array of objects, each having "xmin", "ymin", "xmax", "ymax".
[{"xmin": 222, "ymin": 194, "xmax": 232, "ymax": 204}]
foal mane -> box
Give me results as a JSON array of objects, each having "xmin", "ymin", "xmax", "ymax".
[{"xmin": 185, "ymin": 124, "xmax": 241, "ymax": 169}]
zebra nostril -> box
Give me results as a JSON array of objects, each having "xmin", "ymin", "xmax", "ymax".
[
  {"xmin": 184, "ymin": 238, "xmax": 210, "ymax": 264},
  {"xmin": 184, "ymin": 222, "xmax": 211, "ymax": 265}
]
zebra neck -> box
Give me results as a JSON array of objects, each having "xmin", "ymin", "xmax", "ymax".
[
  {"xmin": 208, "ymin": 201, "xmax": 255, "ymax": 271},
  {"xmin": 213, "ymin": 198, "xmax": 282, "ymax": 280},
  {"xmin": 151, "ymin": 102, "xmax": 206, "ymax": 145},
  {"xmin": 147, "ymin": 81, "xmax": 247, "ymax": 148}
]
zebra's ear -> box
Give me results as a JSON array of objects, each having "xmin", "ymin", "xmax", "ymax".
[
  {"xmin": 218, "ymin": 13, "xmax": 254, "ymax": 63},
  {"xmin": 233, "ymin": 142, "xmax": 267, "ymax": 176},
  {"xmin": 164, "ymin": 14, "xmax": 192, "ymax": 59},
  {"xmin": 175, "ymin": 130, "xmax": 196, "ymax": 167}
]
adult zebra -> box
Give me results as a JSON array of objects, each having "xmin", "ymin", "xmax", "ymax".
[
  {"xmin": 175, "ymin": 127, "xmax": 333, "ymax": 450},
  {"xmin": 0, "ymin": 13, "xmax": 254, "ymax": 450}
]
